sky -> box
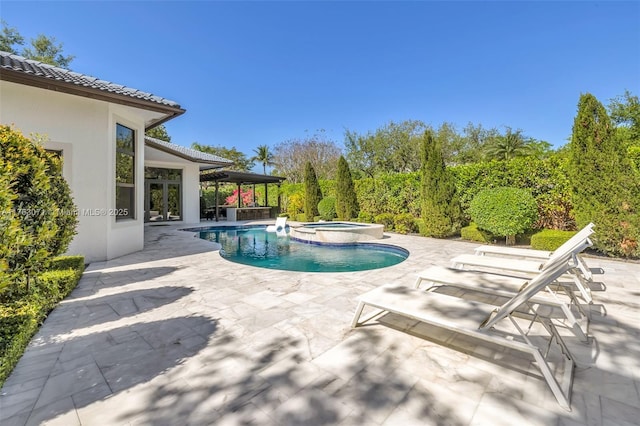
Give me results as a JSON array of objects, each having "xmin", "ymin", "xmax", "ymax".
[{"xmin": 2, "ymin": 1, "xmax": 639, "ymax": 169}]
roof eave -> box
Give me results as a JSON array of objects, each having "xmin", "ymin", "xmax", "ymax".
[
  {"xmin": 145, "ymin": 139, "xmax": 233, "ymax": 167},
  {"xmin": 0, "ymin": 68, "xmax": 186, "ymax": 126}
]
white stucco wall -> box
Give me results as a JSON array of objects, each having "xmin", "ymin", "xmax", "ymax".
[
  {"xmin": 144, "ymin": 146, "xmax": 201, "ymax": 224},
  {"xmin": 0, "ymin": 80, "xmax": 158, "ymax": 262}
]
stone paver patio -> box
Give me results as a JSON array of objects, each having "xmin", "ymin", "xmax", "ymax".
[{"xmin": 1, "ymin": 221, "xmax": 639, "ymax": 425}]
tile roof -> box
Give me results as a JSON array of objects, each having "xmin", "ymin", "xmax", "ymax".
[
  {"xmin": 0, "ymin": 51, "xmax": 182, "ymax": 109},
  {"xmin": 145, "ymin": 136, "xmax": 234, "ymax": 167}
]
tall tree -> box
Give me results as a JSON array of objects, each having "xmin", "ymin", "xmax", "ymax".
[
  {"xmin": 304, "ymin": 162, "xmax": 323, "ymax": 221},
  {"xmin": 0, "ymin": 20, "xmax": 24, "ymax": 54},
  {"xmin": 569, "ymin": 93, "xmax": 640, "ymax": 257},
  {"xmin": 335, "ymin": 156, "xmax": 359, "ymax": 221},
  {"xmin": 608, "ymin": 90, "xmax": 640, "ymax": 145},
  {"xmin": 191, "ymin": 143, "xmax": 253, "ymax": 171},
  {"xmin": 345, "ymin": 120, "xmax": 428, "ymax": 177},
  {"xmin": 22, "ymin": 34, "xmax": 74, "ymax": 67},
  {"xmin": 484, "ymin": 127, "xmax": 531, "ymax": 161},
  {"xmin": 251, "ymin": 144, "xmax": 275, "ymax": 174},
  {"xmin": 272, "ymin": 131, "xmax": 341, "ymax": 183},
  {"xmin": 420, "ymin": 130, "xmax": 462, "ymax": 237},
  {"xmin": 145, "ymin": 125, "xmax": 171, "ymax": 142},
  {"xmin": 1, "ymin": 21, "xmax": 74, "ymax": 68}
]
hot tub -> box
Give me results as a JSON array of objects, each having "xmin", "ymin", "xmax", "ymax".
[{"xmin": 290, "ymin": 221, "xmax": 384, "ymax": 244}]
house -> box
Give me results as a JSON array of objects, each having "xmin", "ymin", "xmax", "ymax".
[{"xmin": 0, "ymin": 51, "xmax": 232, "ymax": 262}]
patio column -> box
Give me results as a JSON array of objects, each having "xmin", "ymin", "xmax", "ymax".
[
  {"xmin": 214, "ymin": 181, "xmax": 219, "ymax": 222},
  {"xmin": 237, "ymin": 183, "xmax": 241, "ymax": 208},
  {"xmin": 277, "ymin": 183, "xmax": 281, "ymax": 214},
  {"xmin": 264, "ymin": 183, "xmax": 268, "ymax": 207}
]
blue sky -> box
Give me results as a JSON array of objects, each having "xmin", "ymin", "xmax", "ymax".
[{"xmin": 3, "ymin": 1, "xmax": 639, "ymax": 166}]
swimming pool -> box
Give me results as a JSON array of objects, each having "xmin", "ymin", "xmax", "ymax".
[{"xmin": 192, "ymin": 225, "xmax": 408, "ymax": 272}]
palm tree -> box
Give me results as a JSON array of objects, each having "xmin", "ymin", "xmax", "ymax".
[
  {"xmin": 484, "ymin": 128, "xmax": 531, "ymax": 161},
  {"xmin": 251, "ymin": 144, "xmax": 275, "ymax": 174}
]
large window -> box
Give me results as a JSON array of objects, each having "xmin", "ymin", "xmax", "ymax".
[{"xmin": 116, "ymin": 124, "xmax": 135, "ymax": 220}]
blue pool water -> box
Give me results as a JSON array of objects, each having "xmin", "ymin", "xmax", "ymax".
[{"xmin": 194, "ymin": 225, "xmax": 408, "ymax": 272}]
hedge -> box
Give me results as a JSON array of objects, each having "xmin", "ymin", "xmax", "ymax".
[
  {"xmin": 0, "ymin": 256, "xmax": 84, "ymax": 386},
  {"xmin": 460, "ymin": 223, "xmax": 494, "ymax": 243},
  {"xmin": 530, "ymin": 229, "xmax": 578, "ymax": 251}
]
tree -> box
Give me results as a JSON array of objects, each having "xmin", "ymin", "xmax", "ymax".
[
  {"xmin": 608, "ymin": 90, "xmax": 640, "ymax": 144},
  {"xmin": 0, "ymin": 125, "xmax": 78, "ymax": 291},
  {"xmin": 145, "ymin": 125, "xmax": 171, "ymax": 142},
  {"xmin": 420, "ymin": 131, "xmax": 462, "ymax": 237},
  {"xmin": 0, "ymin": 21, "xmax": 74, "ymax": 68},
  {"xmin": 191, "ymin": 143, "xmax": 253, "ymax": 171},
  {"xmin": 335, "ymin": 156, "xmax": 359, "ymax": 221},
  {"xmin": 344, "ymin": 120, "xmax": 428, "ymax": 177},
  {"xmin": 469, "ymin": 187, "xmax": 538, "ymax": 245},
  {"xmin": 22, "ymin": 34, "xmax": 74, "ymax": 68},
  {"xmin": 304, "ymin": 162, "xmax": 323, "ymax": 221},
  {"xmin": 272, "ymin": 131, "xmax": 341, "ymax": 183},
  {"xmin": 569, "ymin": 93, "xmax": 640, "ymax": 257},
  {"xmin": 0, "ymin": 20, "xmax": 24, "ymax": 54},
  {"xmin": 251, "ymin": 144, "xmax": 275, "ymax": 174},
  {"xmin": 484, "ymin": 127, "xmax": 532, "ymax": 161}
]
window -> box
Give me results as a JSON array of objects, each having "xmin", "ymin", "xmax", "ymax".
[{"xmin": 116, "ymin": 124, "xmax": 135, "ymax": 220}]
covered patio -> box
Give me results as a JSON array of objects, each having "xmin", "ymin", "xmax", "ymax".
[{"xmin": 199, "ymin": 170, "xmax": 286, "ymax": 221}]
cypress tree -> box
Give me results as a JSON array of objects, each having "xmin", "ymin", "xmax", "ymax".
[
  {"xmin": 420, "ymin": 130, "xmax": 462, "ymax": 237},
  {"xmin": 304, "ymin": 162, "xmax": 322, "ymax": 221},
  {"xmin": 335, "ymin": 156, "xmax": 359, "ymax": 220},
  {"xmin": 569, "ymin": 93, "xmax": 640, "ymax": 257}
]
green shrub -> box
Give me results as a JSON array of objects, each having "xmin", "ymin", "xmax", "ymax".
[
  {"xmin": 420, "ymin": 130, "xmax": 462, "ymax": 237},
  {"xmin": 335, "ymin": 156, "xmax": 359, "ymax": 220},
  {"xmin": 356, "ymin": 211, "xmax": 375, "ymax": 223},
  {"xmin": 374, "ymin": 213, "xmax": 395, "ymax": 231},
  {"xmin": 569, "ymin": 93, "xmax": 640, "ymax": 258},
  {"xmin": 0, "ymin": 300, "xmax": 42, "ymax": 386},
  {"xmin": 304, "ymin": 162, "xmax": 323, "ymax": 221},
  {"xmin": 394, "ymin": 213, "xmax": 418, "ymax": 234},
  {"xmin": 295, "ymin": 213, "xmax": 307, "ymax": 222},
  {"xmin": 0, "ymin": 126, "xmax": 78, "ymax": 292},
  {"xmin": 317, "ymin": 197, "xmax": 336, "ymax": 221},
  {"xmin": 0, "ymin": 255, "xmax": 83, "ymax": 387},
  {"xmin": 469, "ymin": 187, "xmax": 538, "ymax": 245},
  {"xmin": 49, "ymin": 255, "xmax": 85, "ymax": 272},
  {"xmin": 278, "ymin": 213, "xmax": 290, "ymax": 218},
  {"xmin": 43, "ymin": 153, "xmax": 78, "ymax": 255},
  {"xmin": 530, "ymin": 229, "xmax": 578, "ymax": 251},
  {"xmin": 460, "ymin": 223, "xmax": 494, "ymax": 243}
]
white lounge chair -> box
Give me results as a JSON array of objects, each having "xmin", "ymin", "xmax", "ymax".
[
  {"xmin": 450, "ymin": 226, "xmax": 596, "ymax": 303},
  {"xmin": 474, "ymin": 223, "xmax": 596, "ymax": 281},
  {"xmin": 352, "ymin": 256, "xmax": 579, "ymax": 411},
  {"xmin": 415, "ymin": 265, "xmax": 590, "ymax": 342},
  {"xmin": 266, "ymin": 216, "xmax": 287, "ymax": 236}
]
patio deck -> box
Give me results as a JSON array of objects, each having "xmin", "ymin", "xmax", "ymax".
[{"xmin": 1, "ymin": 222, "xmax": 639, "ymax": 425}]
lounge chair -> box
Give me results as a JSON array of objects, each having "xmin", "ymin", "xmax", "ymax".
[
  {"xmin": 450, "ymin": 226, "xmax": 596, "ymax": 303},
  {"xmin": 474, "ymin": 223, "xmax": 596, "ymax": 281},
  {"xmin": 415, "ymin": 265, "xmax": 590, "ymax": 342},
  {"xmin": 266, "ymin": 216, "xmax": 287, "ymax": 236},
  {"xmin": 352, "ymin": 255, "xmax": 579, "ymax": 411}
]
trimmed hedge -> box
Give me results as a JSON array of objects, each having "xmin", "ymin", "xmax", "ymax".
[
  {"xmin": 530, "ymin": 229, "xmax": 577, "ymax": 251},
  {"xmin": 0, "ymin": 256, "xmax": 84, "ymax": 386},
  {"xmin": 394, "ymin": 213, "xmax": 418, "ymax": 234},
  {"xmin": 317, "ymin": 197, "xmax": 336, "ymax": 221},
  {"xmin": 460, "ymin": 223, "xmax": 494, "ymax": 243},
  {"xmin": 374, "ymin": 213, "xmax": 395, "ymax": 231}
]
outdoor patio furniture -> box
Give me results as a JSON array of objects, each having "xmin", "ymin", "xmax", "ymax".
[
  {"xmin": 352, "ymin": 254, "xmax": 579, "ymax": 411},
  {"xmin": 266, "ymin": 216, "xmax": 287, "ymax": 236},
  {"xmin": 414, "ymin": 265, "xmax": 590, "ymax": 342},
  {"xmin": 473, "ymin": 223, "xmax": 596, "ymax": 281},
  {"xmin": 449, "ymin": 225, "xmax": 597, "ymax": 303}
]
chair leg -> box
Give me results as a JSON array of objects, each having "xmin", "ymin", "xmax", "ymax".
[{"xmin": 351, "ymin": 301, "xmax": 366, "ymax": 328}]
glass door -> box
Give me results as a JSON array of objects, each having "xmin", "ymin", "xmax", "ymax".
[{"xmin": 147, "ymin": 183, "xmax": 166, "ymax": 222}]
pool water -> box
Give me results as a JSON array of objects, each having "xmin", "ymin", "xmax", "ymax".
[{"xmin": 196, "ymin": 226, "xmax": 408, "ymax": 272}]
